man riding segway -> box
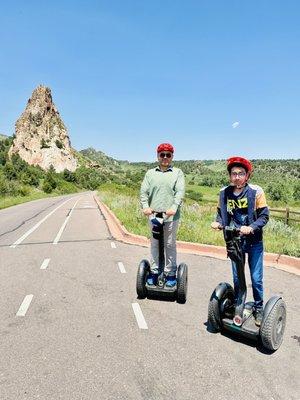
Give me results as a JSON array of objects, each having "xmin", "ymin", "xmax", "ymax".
[{"xmin": 140, "ymin": 143, "xmax": 185, "ymax": 289}]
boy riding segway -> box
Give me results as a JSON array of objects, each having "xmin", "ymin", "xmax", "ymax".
[{"xmin": 211, "ymin": 156, "xmax": 269, "ymax": 326}]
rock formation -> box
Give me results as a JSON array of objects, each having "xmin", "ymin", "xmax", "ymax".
[{"xmin": 9, "ymin": 85, "xmax": 77, "ymax": 172}]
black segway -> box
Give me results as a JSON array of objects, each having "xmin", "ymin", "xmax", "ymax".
[
  {"xmin": 208, "ymin": 226, "xmax": 286, "ymax": 351},
  {"xmin": 136, "ymin": 212, "xmax": 188, "ymax": 303}
]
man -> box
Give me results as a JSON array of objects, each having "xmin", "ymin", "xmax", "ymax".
[
  {"xmin": 140, "ymin": 143, "xmax": 185, "ymax": 287},
  {"xmin": 211, "ymin": 156, "xmax": 269, "ymax": 326}
]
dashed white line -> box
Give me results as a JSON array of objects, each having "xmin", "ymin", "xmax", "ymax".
[
  {"xmin": 117, "ymin": 262, "xmax": 126, "ymax": 273},
  {"xmin": 111, "ymin": 242, "xmax": 116, "ymax": 248},
  {"xmin": 40, "ymin": 258, "xmax": 50, "ymax": 270},
  {"xmin": 10, "ymin": 197, "xmax": 75, "ymax": 248},
  {"xmin": 132, "ymin": 303, "xmax": 148, "ymax": 330},
  {"xmin": 16, "ymin": 295, "xmax": 34, "ymax": 317},
  {"xmin": 53, "ymin": 199, "xmax": 80, "ymax": 244}
]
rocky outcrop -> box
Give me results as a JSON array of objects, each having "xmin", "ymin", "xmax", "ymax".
[{"xmin": 8, "ymin": 85, "xmax": 77, "ymax": 172}]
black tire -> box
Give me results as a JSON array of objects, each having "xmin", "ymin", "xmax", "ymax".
[
  {"xmin": 177, "ymin": 263, "xmax": 188, "ymax": 304},
  {"xmin": 260, "ymin": 298, "xmax": 287, "ymax": 351},
  {"xmin": 207, "ymin": 283, "xmax": 234, "ymax": 332},
  {"xmin": 136, "ymin": 259, "xmax": 150, "ymax": 299}
]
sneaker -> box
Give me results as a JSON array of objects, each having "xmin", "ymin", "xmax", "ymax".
[
  {"xmin": 146, "ymin": 273, "xmax": 157, "ymax": 286},
  {"xmin": 254, "ymin": 308, "xmax": 263, "ymax": 327},
  {"xmin": 165, "ymin": 275, "xmax": 177, "ymax": 288}
]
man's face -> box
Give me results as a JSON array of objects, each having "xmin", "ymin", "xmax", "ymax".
[
  {"xmin": 157, "ymin": 151, "xmax": 173, "ymax": 168},
  {"xmin": 230, "ymin": 166, "xmax": 248, "ymax": 188}
]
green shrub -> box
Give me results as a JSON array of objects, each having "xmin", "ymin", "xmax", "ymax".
[
  {"xmin": 43, "ymin": 171, "xmax": 57, "ymax": 192},
  {"xmin": 56, "ymin": 180, "xmax": 77, "ymax": 194},
  {"xmin": 62, "ymin": 169, "xmax": 76, "ymax": 182},
  {"xmin": 17, "ymin": 185, "xmax": 30, "ymax": 196},
  {"xmin": 42, "ymin": 181, "xmax": 53, "ymax": 193},
  {"xmin": 0, "ymin": 173, "xmax": 9, "ymax": 195},
  {"xmin": 55, "ymin": 139, "xmax": 63, "ymax": 149},
  {"xmin": 293, "ymin": 182, "xmax": 300, "ymax": 201},
  {"xmin": 266, "ymin": 182, "xmax": 291, "ymax": 202},
  {"xmin": 41, "ymin": 138, "xmax": 50, "ymax": 149},
  {"xmin": 3, "ymin": 162, "xmax": 17, "ymax": 180},
  {"xmin": 186, "ymin": 190, "xmax": 203, "ymax": 203},
  {"xmin": 20, "ymin": 170, "xmax": 40, "ymax": 187}
]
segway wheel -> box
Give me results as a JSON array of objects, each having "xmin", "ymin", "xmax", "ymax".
[
  {"xmin": 260, "ymin": 298, "xmax": 287, "ymax": 351},
  {"xmin": 177, "ymin": 263, "xmax": 188, "ymax": 304},
  {"xmin": 136, "ymin": 259, "xmax": 150, "ymax": 299},
  {"xmin": 207, "ymin": 283, "xmax": 234, "ymax": 332}
]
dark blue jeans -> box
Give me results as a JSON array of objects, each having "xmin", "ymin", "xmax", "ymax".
[{"xmin": 231, "ymin": 241, "xmax": 264, "ymax": 310}]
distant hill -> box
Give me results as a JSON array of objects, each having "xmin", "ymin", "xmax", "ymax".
[
  {"xmin": 79, "ymin": 147, "xmax": 121, "ymax": 168},
  {"xmin": 0, "ymin": 133, "xmax": 8, "ymax": 140}
]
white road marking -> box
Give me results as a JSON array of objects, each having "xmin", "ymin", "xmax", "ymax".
[
  {"xmin": 132, "ymin": 303, "xmax": 148, "ymax": 330},
  {"xmin": 40, "ymin": 258, "xmax": 50, "ymax": 270},
  {"xmin": 117, "ymin": 262, "xmax": 126, "ymax": 273},
  {"xmin": 53, "ymin": 199, "xmax": 80, "ymax": 244},
  {"xmin": 16, "ymin": 295, "xmax": 34, "ymax": 317},
  {"xmin": 10, "ymin": 197, "xmax": 75, "ymax": 248},
  {"xmin": 111, "ymin": 242, "xmax": 116, "ymax": 248}
]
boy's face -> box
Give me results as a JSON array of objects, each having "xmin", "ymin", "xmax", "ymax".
[{"xmin": 230, "ymin": 166, "xmax": 248, "ymax": 188}]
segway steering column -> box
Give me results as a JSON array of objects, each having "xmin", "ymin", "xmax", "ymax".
[{"xmin": 224, "ymin": 227, "xmax": 246, "ymax": 326}]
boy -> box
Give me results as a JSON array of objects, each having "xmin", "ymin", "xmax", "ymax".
[{"xmin": 211, "ymin": 157, "xmax": 269, "ymax": 326}]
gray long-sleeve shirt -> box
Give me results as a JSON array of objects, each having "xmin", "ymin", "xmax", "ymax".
[{"xmin": 140, "ymin": 166, "xmax": 185, "ymax": 221}]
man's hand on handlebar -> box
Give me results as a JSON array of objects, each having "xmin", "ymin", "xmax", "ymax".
[
  {"xmin": 165, "ymin": 209, "xmax": 176, "ymax": 217},
  {"xmin": 211, "ymin": 221, "xmax": 222, "ymax": 230},
  {"xmin": 143, "ymin": 207, "xmax": 153, "ymax": 216}
]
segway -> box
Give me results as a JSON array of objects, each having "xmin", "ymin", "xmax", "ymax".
[
  {"xmin": 136, "ymin": 212, "xmax": 188, "ymax": 303},
  {"xmin": 208, "ymin": 226, "xmax": 286, "ymax": 351}
]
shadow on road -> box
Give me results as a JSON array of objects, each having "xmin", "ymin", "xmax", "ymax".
[{"xmin": 203, "ymin": 321, "xmax": 275, "ymax": 355}]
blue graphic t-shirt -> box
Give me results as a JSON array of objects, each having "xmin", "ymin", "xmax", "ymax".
[{"xmin": 226, "ymin": 186, "xmax": 249, "ymax": 228}]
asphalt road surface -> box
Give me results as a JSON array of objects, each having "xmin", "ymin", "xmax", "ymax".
[{"xmin": 0, "ymin": 193, "xmax": 299, "ymax": 400}]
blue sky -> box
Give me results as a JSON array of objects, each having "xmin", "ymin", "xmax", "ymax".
[{"xmin": 0, "ymin": 1, "xmax": 299, "ymax": 161}]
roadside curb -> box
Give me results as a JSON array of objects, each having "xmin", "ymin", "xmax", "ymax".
[{"xmin": 94, "ymin": 195, "xmax": 300, "ymax": 276}]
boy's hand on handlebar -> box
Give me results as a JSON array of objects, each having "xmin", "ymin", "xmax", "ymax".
[
  {"xmin": 143, "ymin": 207, "xmax": 153, "ymax": 216},
  {"xmin": 240, "ymin": 226, "xmax": 254, "ymax": 235},
  {"xmin": 211, "ymin": 221, "xmax": 222, "ymax": 230},
  {"xmin": 165, "ymin": 209, "xmax": 176, "ymax": 216}
]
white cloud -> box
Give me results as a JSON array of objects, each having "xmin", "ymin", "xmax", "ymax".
[{"xmin": 232, "ymin": 121, "xmax": 240, "ymax": 129}]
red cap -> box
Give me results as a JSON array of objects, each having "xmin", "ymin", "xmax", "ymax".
[
  {"xmin": 157, "ymin": 143, "xmax": 174, "ymax": 153},
  {"xmin": 227, "ymin": 156, "xmax": 253, "ymax": 173}
]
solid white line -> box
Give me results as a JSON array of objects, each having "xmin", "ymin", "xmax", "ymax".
[
  {"xmin": 10, "ymin": 197, "xmax": 75, "ymax": 248},
  {"xmin": 53, "ymin": 199, "xmax": 80, "ymax": 244},
  {"xmin": 117, "ymin": 262, "xmax": 126, "ymax": 274},
  {"xmin": 16, "ymin": 295, "xmax": 34, "ymax": 316},
  {"xmin": 132, "ymin": 303, "xmax": 148, "ymax": 330},
  {"xmin": 111, "ymin": 242, "xmax": 116, "ymax": 248},
  {"xmin": 40, "ymin": 258, "xmax": 50, "ymax": 270}
]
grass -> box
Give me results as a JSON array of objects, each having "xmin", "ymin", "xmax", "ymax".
[
  {"xmin": 0, "ymin": 190, "xmax": 58, "ymax": 209},
  {"xmin": 97, "ymin": 183, "xmax": 300, "ymax": 257},
  {"xmin": 0, "ymin": 187, "xmax": 81, "ymax": 210}
]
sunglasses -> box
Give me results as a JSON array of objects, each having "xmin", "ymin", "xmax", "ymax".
[{"xmin": 159, "ymin": 152, "xmax": 172, "ymax": 158}]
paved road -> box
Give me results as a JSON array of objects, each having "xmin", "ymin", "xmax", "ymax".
[{"xmin": 0, "ymin": 193, "xmax": 299, "ymax": 400}]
